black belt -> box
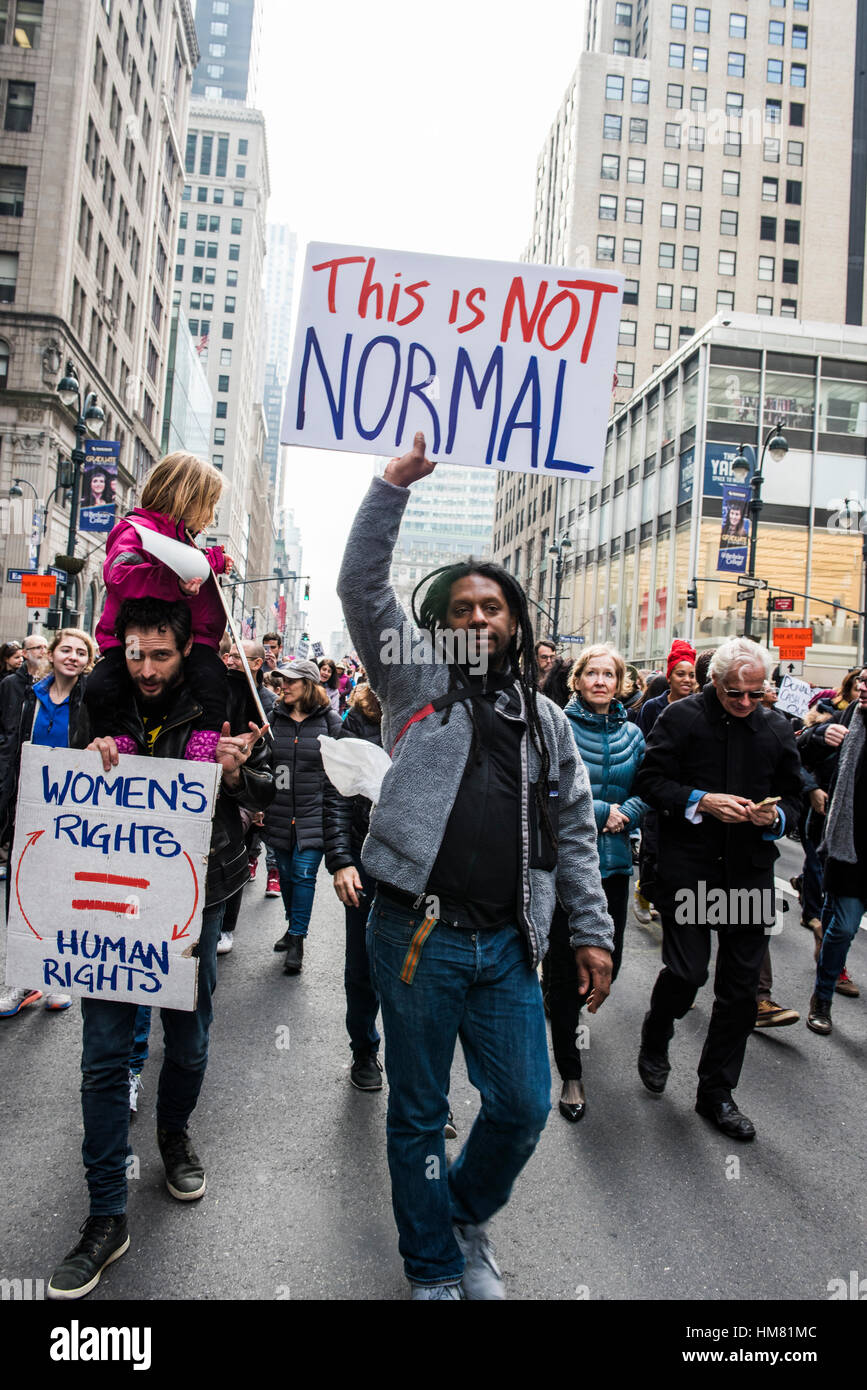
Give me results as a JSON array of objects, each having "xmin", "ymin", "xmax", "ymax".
[{"xmin": 378, "ymin": 882, "xmax": 431, "ymax": 913}]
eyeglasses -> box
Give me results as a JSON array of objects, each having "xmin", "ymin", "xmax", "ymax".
[{"xmin": 723, "ymin": 688, "xmax": 764, "ymax": 701}]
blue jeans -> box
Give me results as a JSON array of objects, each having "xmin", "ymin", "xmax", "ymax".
[
  {"xmin": 80, "ymin": 901, "xmax": 225, "ymax": 1216},
  {"xmin": 344, "ymin": 858, "xmax": 380, "ymax": 1056},
  {"xmin": 815, "ymin": 894, "xmax": 865, "ymax": 1001},
  {"xmin": 366, "ymin": 895, "xmax": 550, "ymax": 1287},
  {"xmin": 273, "ymin": 845, "xmax": 323, "ymax": 938},
  {"xmin": 129, "ymin": 1005, "xmax": 152, "ymax": 1073}
]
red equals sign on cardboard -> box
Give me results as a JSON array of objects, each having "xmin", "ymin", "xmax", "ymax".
[{"xmin": 71, "ymin": 872, "xmax": 150, "ymax": 913}]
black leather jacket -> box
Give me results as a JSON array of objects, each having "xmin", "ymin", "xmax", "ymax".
[{"xmin": 73, "ymin": 672, "xmax": 275, "ymax": 906}]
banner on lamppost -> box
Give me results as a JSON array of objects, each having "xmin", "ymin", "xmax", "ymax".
[
  {"xmin": 79, "ymin": 439, "xmax": 120, "ymax": 533},
  {"xmin": 716, "ymin": 483, "xmax": 751, "ymax": 574}
]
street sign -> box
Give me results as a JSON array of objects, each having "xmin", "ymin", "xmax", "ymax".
[
  {"xmin": 769, "ymin": 595, "xmax": 795, "ymax": 612},
  {"xmin": 46, "ymin": 567, "xmax": 67, "ymax": 583},
  {"xmin": 737, "ymin": 588, "xmax": 753, "ymax": 602},
  {"xmin": 559, "ymin": 634, "xmax": 586, "ymax": 644},
  {"xmin": 773, "ymin": 626, "xmax": 812, "ymax": 648},
  {"xmin": 20, "ymin": 575, "xmax": 57, "ymax": 603},
  {"xmin": 738, "ymin": 576, "xmax": 769, "ymax": 590},
  {"xmin": 777, "ymin": 645, "xmax": 806, "ymax": 662},
  {"xmin": 6, "ymin": 568, "xmax": 38, "ymax": 583}
]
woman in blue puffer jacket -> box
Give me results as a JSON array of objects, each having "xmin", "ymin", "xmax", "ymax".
[{"xmin": 545, "ymin": 643, "xmax": 647, "ymax": 1123}]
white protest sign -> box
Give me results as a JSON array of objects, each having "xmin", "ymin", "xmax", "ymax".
[
  {"xmin": 282, "ymin": 243, "xmax": 623, "ymax": 479},
  {"xmin": 5, "ymin": 746, "xmax": 220, "ymax": 1011},
  {"xmin": 775, "ymin": 675, "xmax": 812, "ymax": 720}
]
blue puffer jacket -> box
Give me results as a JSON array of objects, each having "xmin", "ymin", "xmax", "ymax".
[{"xmin": 564, "ymin": 695, "xmax": 648, "ymax": 877}]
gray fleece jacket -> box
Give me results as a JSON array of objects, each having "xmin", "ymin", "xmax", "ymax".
[{"xmin": 337, "ymin": 474, "xmax": 614, "ymax": 968}]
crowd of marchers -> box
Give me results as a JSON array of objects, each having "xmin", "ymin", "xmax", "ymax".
[{"xmin": 0, "ymin": 438, "xmax": 863, "ymax": 1303}]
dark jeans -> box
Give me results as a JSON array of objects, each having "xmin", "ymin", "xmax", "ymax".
[
  {"xmin": 80, "ymin": 900, "xmax": 225, "ymax": 1215},
  {"xmin": 129, "ymin": 1005, "xmax": 152, "ymax": 1073},
  {"xmin": 221, "ymin": 882, "xmax": 244, "ymax": 934},
  {"xmin": 814, "ymin": 894, "xmax": 865, "ymax": 1001},
  {"xmin": 367, "ymin": 894, "xmax": 550, "ymax": 1286},
  {"xmin": 644, "ymin": 913, "xmax": 769, "ymax": 1105},
  {"xmin": 801, "ymin": 833, "xmax": 824, "ymax": 924},
  {"xmin": 344, "ymin": 858, "xmax": 380, "ymax": 1056},
  {"xmin": 544, "ymin": 873, "xmax": 629, "ymax": 1082},
  {"xmin": 273, "ymin": 845, "xmax": 323, "ymax": 938}
]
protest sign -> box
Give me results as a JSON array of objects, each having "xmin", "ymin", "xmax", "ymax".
[
  {"xmin": 717, "ymin": 483, "xmax": 751, "ymax": 574},
  {"xmin": 282, "ymin": 243, "xmax": 623, "ymax": 479},
  {"xmin": 5, "ymin": 746, "xmax": 220, "ymax": 1011},
  {"xmin": 776, "ymin": 675, "xmax": 811, "ymax": 720}
]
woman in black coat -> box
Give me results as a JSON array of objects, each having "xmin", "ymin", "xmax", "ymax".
[
  {"xmin": 263, "ymin": 660, "xmax": 341, "ymax": 975},
  {"xmin": 323, "ymin": 681, "xmax": 384, "ymax": 1089}
]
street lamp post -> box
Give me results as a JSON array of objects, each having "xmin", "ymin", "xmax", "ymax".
[
  {"xmin": 731, "ymin": 421, "xmax": 788, "ymax": 640},
  {"xmin": 547, "ymin": 532, "xmax": 573, "ymax": 645},
  {"xmin": 56, "ymin": 360, "xmax": 104, "ymax": 623}
]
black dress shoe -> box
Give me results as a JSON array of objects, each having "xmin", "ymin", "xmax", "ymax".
[
  {"xmin": 695, "ymin": 1097, "xmax": 756, "ymax": 1141},
  {"xmin": 273, "ymin": 930, "xmax": 292, "ymax": 952},
  {"xmin": 282, "ymin": 936, "xmax": 304, "ymax": 974},
  {"xmin": 558, "ymin": 1081, "xmax": 586, "ymax": 1122}
]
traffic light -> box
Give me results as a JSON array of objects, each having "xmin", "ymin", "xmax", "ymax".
[
  {"xmin": 687, "ymin": 582, "xmax": 698, "ymax": 610},
  {"xmin": 303, "ymin": 582, "xmax": 310, "ymax": 601}
]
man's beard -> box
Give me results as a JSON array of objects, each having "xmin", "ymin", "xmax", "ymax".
[{"xmin": 135, "ymin": 667, "xmax": 183, "ymax": 705}]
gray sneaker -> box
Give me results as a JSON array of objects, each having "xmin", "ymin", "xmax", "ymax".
[
  {"xmin": 410, "ymin": 1281, "xmax": 463, "ymax": 1300},
  {"xmin": 453, "ymin": 1221, "xmax": 505, "ymax": 1300}
]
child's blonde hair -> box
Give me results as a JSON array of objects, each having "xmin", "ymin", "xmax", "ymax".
[{"xmin": 140, "ymin": 453, "xmax": 225, "ymax": 535}]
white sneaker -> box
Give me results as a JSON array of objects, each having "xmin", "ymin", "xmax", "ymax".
[
  {"xmin": 410, "ymin": 1281, "xmax": 463, "ymax": 1300},
  {"xmin": 216, "ymin": 932, "xmax": 234, "ymax": 955},
  {"xmin": 0, "ymin": 986, "xmax": 43, "ymax": 1017},
  {"xmin": 633, "ymin": 892, "xmax": 653, "ymax": 925},
  {"xmin": 128, "ymin": 1070, "xmax": 143, "ymax": 1113},
  {"xmin": 453, "ymin": 1221, "xmax": 505, "ymax": 1300},
  {"xmin": 44, "ymin": 992, "xmax": 72, "ymax": 1011}
]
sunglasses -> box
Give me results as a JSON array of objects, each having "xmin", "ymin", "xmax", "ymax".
[{"xmin": 723, "ymin": 688, "xmax": 764, "ymax": 701}]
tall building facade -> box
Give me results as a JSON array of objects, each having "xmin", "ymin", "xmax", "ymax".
[
  {"xmin": 191, "ymin": 0, "xmax": 262, "ymax": 104},
  {"xmin": 162, "ymin": 303, "xmax": 213, "ymax": 456},
  {"xmin": 0, "ymin": 0, "xmax": 198, "ymax": 638},
  {"xmin": 262, "ymin": 221, "xmax": 297, "ymax": 496},
  {"xmin": 494, "ymin": 0, "xmax": 867, "ymax": 656},
  {"xmin": 174, "ymin": 100, "xmax": 270, "ymax": 572}
]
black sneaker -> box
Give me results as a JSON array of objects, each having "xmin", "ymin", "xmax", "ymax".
[
  {"xmin": 274, "ymin": 930, "xmax": 293, "ymax": 952},
  {"xmin": 47, "ymin": 1214, "xmax": 129, "ymax": 1300},
  {"xmin": 282, "ymin": 936, "xmax": 304, "ymax": 974},
  {"xmin": 444, "ymin": 1110, "xmax": 458, "ymax": 1140},
  {"xmin": 157, "ymin": 1126, "xmax": 206, "ymax": 1200},
  {"xmin": 350, "ymin": 1051, "xmax": 383, "ymax": 1090}
]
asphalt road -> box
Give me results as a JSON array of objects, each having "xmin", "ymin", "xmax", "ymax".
[{"xmin": 0, "ymin": 838, "xmax": 864, "ymax": 1304}]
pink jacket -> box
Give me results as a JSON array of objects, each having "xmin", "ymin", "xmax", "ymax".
[{"xmin": 95, "ymin": 507, "xmax": 227, "ymax": 651}]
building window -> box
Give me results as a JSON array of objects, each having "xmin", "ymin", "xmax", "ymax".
[
  {"xmin": 780, "ymin": 299, "xmax": 797, "ymax": 318},
  {"xmin": 760, "ymin": 216, "xmax": 777, "ymax": 240},
  {"xmin": 629, "ymin": 116, "xmax": 647, "ymax": 142},
  {"xmin": 756, "ymin": 296, "xmax": 773, "ymax": 316},
  {"xmin": 196, "ymin": 212, "xmax": 207, "ymax": 230},
  {"xmin": 726, "ymin": 92, "xmax": 744, "ymax": 118},
  {"xmin": 790, "ymin": 102, "xmax": 805, "ymax": 127},
  {"xmin": 622, "ymin": 237, "xmax": 641, "ymax": 264},
  {"xmin": 662, "ymin": 162, "xmax": 679, "ymax": 188},
  {"xmin": 228, "ymin": 243, "xmax": 240, "ymax": 262},
  {"xmin": 688, "ymin": 126, "xmax": 705, "ymax": 151},
  {"xmin": 194, "ymin": 239, "xmax": 205, "ymax": 257},
  {"xmin": 769, "ymin": 20, "xmax": 785, "ymax": 44},
  {"xmin": 13, "ymin": 0, "xmax": 43, "ymax": 49},
  {"xmin": 190, "ymin": 292, "xmax": 201, "ymax": 310},
  {"xmin": 764, "ymin": 138, "xmax": 780, "ymax": 162},
  {"xmin": 220, "ymin": 348, "xmax": 232, "ymax": 366},
  {"xmin": 656, "ymin": 283, "xmax": 673, "ymax": 309},
  {"xmin": 782, "ymin": 259, "xmax": 799, "ymax": 284},
  {"xmin": 217, "ymin": 374, "xmax": 229, "ymax": 393},
  {"xmin": 614, "ymin": 32, "xmax": 630, "ymax": 50},
  {"xmin": 205, "ymin": 267, "xmax": 215, "ymax": 283},
  {"xmin": 230, "ymin": 217, "xmax": 242, "ymax": 234},
  {"xmin": 758, "ymin": 255, "xmax": 775, "ymax": 281},
  {"xmin": 624, "ymin": 196, "xmax": 643, "ymax": 223},
  {"xmin": 0, "ymin": 165, "xmax": 26, "ymax": 217},
  {"xmin": 5, "ymin": 81, "xmax": 35, "ymax": 132},
  {"xmin": 763, "ymin": 177, "xmax": 779, "ymax": 201},
  {"xmin": 686, "ymin": 164, "xmax": 703, "ymax": 191},
  {"xmin": 212, "ymin": 454, "xmax": 223, "ymax": 469},
  {"xmin": 730, "ymin": 13, "xmax": 747, "ymax": 39},
  {"xmin": 787, "ymin": 140, "xmax": 804, "ymax": 166},
  {"xmin": 692, "ymin": 47, "xmax": 708, "ymax": 72},
  {"xmin": 680, "ymin": 285, "xmax": 697, "ymax": 312},
  {"xmin": 221, "ymin": 322, "xmax": 234, "ymax": 339},
  {"xmin": 684, "ymin": 204, "xmax": 701, "ymax": 231},
  {"xmin": 597, "ymin": 234, "xmax": 615, "ymax": 261},
  {"xmin": 216, "ymin": 137, "xmax": 229, "ymax": 177},
  {"xmin": 603, "ymin": 114, "xmax": 622, "ymax": 140},
  {"xmin": 765, "ymin": 100, "xmax": 782, "ymax": 127},
  {"xmin": 616, "ymin": 360, "xmax": 635, "ymax": 388},
  {"xmin": 233, "ymin": 189, "xmax": 244, "ymax": 207},
  {"xmin": 214, "ymin": 428, "xmax": 226, "ymax": 445},
  {"xmin": 669, "ymin": 43, "xmax": 685, "ymax": 67},
  {"xmin": 720, "ymin": 210, "xmax": 738, "ymax": 236},
  {"xmin": 606, "ymin": 74, "xmax": 625, "ymax": 99},
  {"xmin": 722, "ymin": 169, "xmax": 740, "ymax": 196},
  {"xmin": 723, "ymin": 129, "xmax": 741, "ymax": 157},
  {"xmin": 631, "ymin": 78, "xmax": 649, "ymax": 104},
  {"xmin": 615, "ymin": 1, "xmax": 633, "ymax": 21},
  {"xmin": 623, "ymin": 278, "xmax": 639, "ymax": 305},
  {"xmin": 716, "ymin": 290, "xmax": 735, "ymax": 311},
  {"xmin": 791, "ymin": 63, "xmax": 807, "ymax": 87},
  {"xmin": 664, "ymin": 123, "xmax": 681, "ymax": 149},
  {"xmin": 211, "ymin": 21, "xmax": 227, "ymax": 36},
  {"xmin": 694, "ymin": 8, "xmax": 710, "ymax": 32},
  {"xmin": 197, "ymin": 186, "xmax": 207, "ymax": 202},
  {"xmin": 0, "ymin": 251, "xmax": 19, "ymax": 302},
  {"xmin": 654, "ymin": 325, "xmax": 671, "ymax": 351},
  {"xmin": 683, "ymin": 245, "xmax": 699, "ymax": 271},
  {"xmin": 215, "ymin": 401, "xmax": 227, "ymax": 418},
  {"xmin": 224, "ymin": 295, "xmax": 236, "ymax": 312},
  {"xmin": 626, "ymin": 157, "xmax": 645, "ymax": 182},
  {"xmin": 601, "ymin": 154, "xmax": 620, "ymax": 179},
  {"xmin": 226, "ymin": 268, "xmax": 238, "ymax": 286},
  {"xmin": 718, "ymin": 250, "xmax": 736, "ymax": 276},
  {"xmin": 784, "ymin": 219, "xmax": 801, "ymax": 245},
  {"xmin": 213, "ymin": 187, "xmax": 224, "ymax": 204},
  {"xmin": 658, "ymin": 242, "xmax": 676, "ymax": 269},
  {"xmin": 209, "ymin": 215, "xmax": 220, "ymax": 232},
  {"xmin": 660, "ymin": 201, "xmax": 677, "ymax": 228},
  {"xmin": 767, "ymin": 59, "xmax": 784, "ymax": 84},
  {"xmin": 235, "ymin": 163, "xmax": 246, "ymax": 178},
  {"xmin": 202, "ymin": 293, "xmax": 214, "ymax": 310},
  {"xmin": 619, "ymin": 319, "xmax": 637, "ymax": 346},
  {"xmin": 728, "ymin": 52, "xmax": 745, "ymax": 78},
  {"xmin": 786, "ymin": 179, "xmax": 802, "ymax": 204},
  {"xmin": 666, "ymin": 82, "xmax": 683, "ymax": 108},
  {"xmin": 207, "ymin": 241, "xmax": 218, "ymax": 258},
  {"xmin": 690, "ymin": 86, "xmax": 706, "ymax": 111},
  {"xmin": 670, "ymin": 4, "xmax": 686, "ymax": 28}
]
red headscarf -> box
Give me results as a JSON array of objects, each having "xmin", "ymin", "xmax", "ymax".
[{"xmin": 667, "ymin": 639, "xmax": 696, "ymax": 681}]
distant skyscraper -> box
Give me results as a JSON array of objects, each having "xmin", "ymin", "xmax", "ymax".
[
  {"xmin": 264, "ymin": 223, "xmax": 297, "ymax": 380},
  {"xmin": 192, "ymin": 0, "xmax": 262, "ymax": 104}
]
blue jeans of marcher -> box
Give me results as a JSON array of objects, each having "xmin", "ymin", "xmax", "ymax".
[
  {"xmin": 366, "ymin": 894, "xmax": 551, "ymax": 1287},
  {"xmin": 344, "ymin": 857, "xmax": 380, "ymax": 1056},
  {"xmin": 80, "ymin": 900, "xmax": 225, "ymax": 1216},
  {"xmin": 815, "ymin": 893, "xmax": 865, "ymax": 1001},
  {"xmin": 129, "ymin": 1005, "xmax": 152, "ymax": 1073},
  {"xmin": 273, "ymin": 845, "xmax": 323, "ymax": 937}
]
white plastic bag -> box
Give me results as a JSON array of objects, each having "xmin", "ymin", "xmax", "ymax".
[{"xmin": 318, "ymin": 735, "xmax": 392, "ymax": 806}]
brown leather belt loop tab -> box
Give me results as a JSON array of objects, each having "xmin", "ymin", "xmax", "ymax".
[{"xmin": 399, "ymin": 915, "xmax": 438, "ymax": 985}]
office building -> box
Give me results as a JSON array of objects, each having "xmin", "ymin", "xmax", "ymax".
[{"xmin": 192, "ymin": 0, "xmax": 262, "ymax": 105}]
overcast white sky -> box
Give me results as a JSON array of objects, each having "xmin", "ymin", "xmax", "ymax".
[{"xmin": 254, "ymin": 0, "xmax": 585, "ymax": 641}]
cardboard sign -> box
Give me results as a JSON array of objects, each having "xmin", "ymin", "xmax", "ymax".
[
  {"xmin": 282, "ymin": 243, "xmax": 623, "ymax": 479},
  {"xmin": 776, "ymin": 675, "xmax": 811, "ymax": 719},
  {"xmin": 5, "ymin": 746, "xmax": 221, "ymax": 1011}
]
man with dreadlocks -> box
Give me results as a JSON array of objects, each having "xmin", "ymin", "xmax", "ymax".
[{"xmin": 337, "ymin": 432, "xmax": 614, "ymax": 1300}]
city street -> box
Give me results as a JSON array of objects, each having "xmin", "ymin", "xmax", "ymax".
[{"xmin": 0, "ymin": 837, "xmax": 864, "ymax": 1304}]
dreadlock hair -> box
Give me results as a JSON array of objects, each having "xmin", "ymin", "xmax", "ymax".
[{"xmin": 411, "ymin": 561, "xmax": 558, "ymax": 854}]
